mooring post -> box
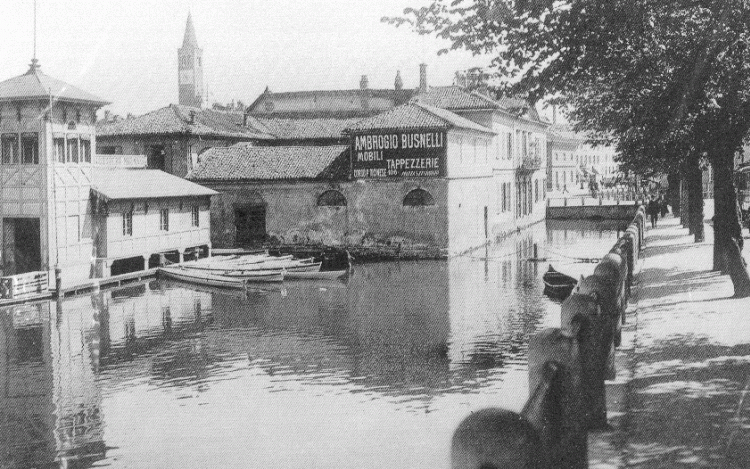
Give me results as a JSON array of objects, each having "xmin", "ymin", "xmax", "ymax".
[
  {"xmin": 54, "ymin": 266, "xmax": 62, "ymax": 298},
  {"xmin": 527, "ymin": 328, "xmax": 588, "ymax": 468}
]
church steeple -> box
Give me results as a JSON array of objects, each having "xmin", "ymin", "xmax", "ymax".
[
  {"xmin": 178, "ymin": 13, "xmax": 204, "ymax": 107},
  {"xmin": 182, "ymin": 13, "xmax": 198, "ymax": 48}
]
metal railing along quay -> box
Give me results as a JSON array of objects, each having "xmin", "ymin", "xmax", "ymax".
[{"xmin": 451, "ymin": 205, "xmax": 646, "ymax": 469}]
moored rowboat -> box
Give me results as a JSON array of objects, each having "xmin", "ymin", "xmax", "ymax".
[
  {"xmin": 159, "ymin": 267, "xmax": 248, "ymax": 289},
  {"xmin": 542, "ymin": 264, "xmax": 578, "ymax": 300},
  {"xmin": 285, "ymin": 269, "xmax": 349, "ymax": 280}
]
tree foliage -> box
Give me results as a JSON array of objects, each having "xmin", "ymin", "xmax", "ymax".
[{"xmin": 385, "ymin": 0, "xmax": 750, "ymax": 294}]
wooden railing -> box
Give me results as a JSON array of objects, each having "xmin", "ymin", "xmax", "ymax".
[
  {"xmin": 451, "ymin": 205, "xmax": 646, "ymax": 469},
  {"xmin": 92, "ymin": 154, "xmax": 147, "ymax": 168},
  {"xmin": 0, "ymin": 271, "xmax": 50, "ymax": 299}
]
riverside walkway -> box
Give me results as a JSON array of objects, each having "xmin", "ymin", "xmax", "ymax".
[{"xmin": 590, "ymin": 214, "xmax": 750, "ymax": 468}]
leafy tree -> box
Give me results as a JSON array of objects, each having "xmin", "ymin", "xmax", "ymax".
[{"xmin": 385, "ymin": 0, "xmax": 750, "ymax": 296}]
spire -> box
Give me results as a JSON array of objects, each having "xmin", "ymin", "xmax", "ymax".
[
  {"xmin": 182, "ymin": 13, "xmax": 199, "ymax": 48},
  {"xmin": 394, "ymin": 70, "xmax": 403, "ymax": 90}
]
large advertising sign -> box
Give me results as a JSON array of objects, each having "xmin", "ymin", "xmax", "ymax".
[{"xmin": 351, "ymin": 131, "xmax": 447, "ymax": 178}]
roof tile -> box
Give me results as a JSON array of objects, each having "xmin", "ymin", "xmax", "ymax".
[
  {"xmin": 0, "ymin": 66, "xmax": 109, "ymax": 105},
  {"xmin": 97, "ymin": 105, "xmax": 273, "ymax": 139},
  {"xmin": 188, "ymin": 144, "xmax": 349, "ymax": 181},
  {"xmin": 345, "ymin": 102, "xmax": 494, "ymax": 134}
]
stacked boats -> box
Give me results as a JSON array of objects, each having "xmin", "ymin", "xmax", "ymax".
[{"xmin": 159, "ymin": 253, "xmax": 350, "ymax": 289}]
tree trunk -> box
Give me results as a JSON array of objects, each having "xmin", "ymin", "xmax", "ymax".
[
  {"xmin": 668, "ymin": 172, "xmax": 681, "ymax": 217},
  {"xmin": 680, "ymin": 178, "xmax": 690, "ymax": 229},
  {"xmin": 686, "ymin": 158, "xmax": 705, "ymax": 242},
  {"xmin": 712, "ymin": 155, "xmax": 750, "ymax": 297}
]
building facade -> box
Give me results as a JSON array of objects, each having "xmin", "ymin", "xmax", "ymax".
[{"xmin": 0, "ymin": 62, "xmax": 215, "ymax": 285}]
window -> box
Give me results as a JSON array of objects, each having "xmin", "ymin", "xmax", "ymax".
[
  {"xmin": 403, "ymin": 189, "xmax": 435, "ymax": 207},
  {"xmin": 192, "ymin": 205, "xmax": 200, "ymax": 227},
  {"xmin": 67, "ymin": 137, "xmax": 79, "ymax": 163},
  {"xmin": 535, "ymin": 180, "xmax": 539, "ymax": 202},
  {"xmin": 1, "ymin": 134, "xmax": 18, "ymax": 164},
  {"xmin": 317, "ymin": 190, "xmax": 347, "ymax": 207},
  {"xmin": 54, "ymin": 137, "xmax": 65, "ymax": 163},
  {"xmin": 507, "ymin": 133, "xmax": 513, "ymax": 160},
  {"xmin": 122, "ymin": 210, "xmax": 133, "ymax": 236},
  {"xmin": 160, "ymin": 208, "xmax": 169, "ymax": 231},
  {"xmin": 501, "ymin": 183, "xmax": 508, "ymax": 212},
  {"xmin": 80, "ymin": 138, "xmax": 91, "ymax": 163},
  {"xmin": 21, "ymin": 133, "xmax": 38, "ymax": 164},
  {"xmin": 99, "ymin": 145, "xmax": 123, "ymax": 155}
]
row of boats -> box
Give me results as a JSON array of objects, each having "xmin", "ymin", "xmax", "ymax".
[{"xmin": 158, "ymin": 252, "xmax": 350, "ymax": 289}]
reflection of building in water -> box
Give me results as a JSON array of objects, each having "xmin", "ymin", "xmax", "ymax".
[
  {"xmin": 447, "ymin": 224, "xmax": 546, "ymax": 370},
  {"xmin": 0, "ymin": 299, "xmax": 105, "ymax": 468},
  {"xmin": 210, "ymin": 262, "xmax": 452, "ymax": 393},
  {"xmin": 0, "ymin": 282, "xmax": 213, "ymax": 468}
]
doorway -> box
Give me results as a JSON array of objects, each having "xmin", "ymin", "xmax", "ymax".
[
  {"xmin": 234, "ymin": 205, "xmax": 267, "ymax": 247},
  {"xmin": 3, "ymin": 218, "xmax": 42, "ymax": 275},
  {"xmin": 147, "ymin": 144, "xmax": 166, "ymax": 171}
]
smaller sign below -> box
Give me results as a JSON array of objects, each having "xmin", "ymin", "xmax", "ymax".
[{"xmin": 351, "ymin": 131, "xmax": 447, "ymax": 179}]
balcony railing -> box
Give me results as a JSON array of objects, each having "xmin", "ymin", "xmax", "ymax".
[{"xmin": 93, "ymin": 154, "xmax": 147, "ymax": 168}]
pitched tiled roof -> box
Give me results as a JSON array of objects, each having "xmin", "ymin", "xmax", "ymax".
[
  {"xmin": 412, "ymin": 86, "xmax": 500, "ymax": 110},
  {"xmin": 91, "ymin": 168, "xmax": 216, "ymax": 201},
  {"xmin": 345, "ymin": 102, "xmax": 495, "ymax": 134},
  {"xmin": 0, "ymin": 63, "xmax": 109, "ymax": 105},
  {"xmin": 187, "ymin": 144, "xmax": 349, "ymax": 181},
  {"xmin": 97, "ymin": 105, "xmax": 274, "ymax": 139},
  {"xmin": 246, "ymin": 88, "xmax": 415, "ymax": 118},
  {"xmin": 245, "ymin": 116, "xmax": 359, "ymax": 140}
]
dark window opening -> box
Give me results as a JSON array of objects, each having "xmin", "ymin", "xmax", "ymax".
[
  {"xmin": 111, "ymin": 256, "xmax": 146, "ymax": 276},
  {"xmin": 235, "ymin": 205, "xmax": 266, "ymax": 247},
  {"xmin": 21, "ymin": 133, "xmax": 38, "ymax": 164},
  {"xmin": 403, "ymin": 189, "xmax": 435, "ymax": 207},
  {"xmin": 317, "ymin": 190, "xmax": 347, "ymax": 207},
  {"xmin": 1, "ymin": 133, "xmax": 19, "ymax": 164},
  {"xmin": 147, "ymin": 144, "xmax": 166, "ymax": 171}
]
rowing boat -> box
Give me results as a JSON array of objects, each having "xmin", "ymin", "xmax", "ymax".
[
  {"xmin": 159, "ymin": 267, "xmax": 248, "ymax": 289},
  {"xmin": 542, "ymin": 265, "xmax": 578, "ymax": 300},
  {"xmin": 285, "ymin": 269, "xmax": 349, "ymax": 280}
]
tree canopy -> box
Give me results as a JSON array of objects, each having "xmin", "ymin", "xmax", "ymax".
[{"xmin": 385, "ymin": 0, "xmax": 750, "ymax": 168}]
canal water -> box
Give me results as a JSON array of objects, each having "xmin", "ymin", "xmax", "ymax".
[{"xmin": 0, "ymin": 219, "xmax": 626, "ymax": 469}]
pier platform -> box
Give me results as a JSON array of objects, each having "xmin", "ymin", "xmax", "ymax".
[{"xmin": 589, "ymin": 213, "xmax": 750, "ymax": 468}]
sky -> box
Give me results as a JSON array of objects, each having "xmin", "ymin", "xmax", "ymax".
[{"xmin": 0, "ymin": 0, "xmax": 493, "ymax": 116}]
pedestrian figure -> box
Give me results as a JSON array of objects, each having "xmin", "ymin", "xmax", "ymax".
[
  {"xmin": 659, "ymin": 194, "xmax": 669, "ymax": 218},
  {"xmin": 648, "ymin": 195, "xmax": 659, "ymax": 228},
  {"xmin": 562, "ymin": 183, "xmax": 569, "ymax": 194}
]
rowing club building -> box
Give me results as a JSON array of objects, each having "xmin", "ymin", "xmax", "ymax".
[{"xmin": 0, "ymin": 61, "xmax": 215, "ymax": 287}]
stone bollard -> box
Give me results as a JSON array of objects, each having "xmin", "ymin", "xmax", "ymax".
[
  {"xmin": 560, "ymin": 287, "xmax": 613, "ymax": 430},
  {"xmin": 451, "ymin": 408, "xmax": 544, "ymax": 469},
  {"xmin": 594, "ymin": 253, "xmax": 626, "ymax": 343},
  {"xmin": 451, "ymin": 329, "xmax": 587, "ymax": 469},
  {"xmin": 528, "ymin": 329, "xmax": 588, "ymax": 468}
]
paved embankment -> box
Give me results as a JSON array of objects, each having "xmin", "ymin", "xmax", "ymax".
[{"xmin": 590, "ymin": 215, "xmax": 750, "ymax": 468}]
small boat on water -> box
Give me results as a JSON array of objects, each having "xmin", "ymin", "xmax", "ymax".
[
  {"xmin": 182, "ymin": 255, "xmax": 303, "ymax": 272},
  {"xmin": 285, "ymin": 269, "xmax": 349, "ymax": 280},
  {"xmin": 542, "ymin": 265, "xmax": 578, "ymax": 300},
  {"xmin": 159, "ymin": 266, "xmax": 284, "ymax": 288}
]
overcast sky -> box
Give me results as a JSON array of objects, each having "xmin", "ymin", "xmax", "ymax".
[{"xmin": 0, "ymin": 0, "xmax": 492, "ymax": 116}]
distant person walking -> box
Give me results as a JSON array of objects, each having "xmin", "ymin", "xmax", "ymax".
[
  {"xmin": 659, "ymin": 194, "xmax": 669, "ymax": 218},
  {"xmin": 562, "ymin": 183, "xmax": 569, "ymax": 194},
  {"xmin": 648, "ymin": 195, "xmax": 660, "ymax": 228}
]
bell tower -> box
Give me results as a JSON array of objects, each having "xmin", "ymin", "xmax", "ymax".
[{"xmin": 178, "ymin": 13, "xmax": 203, "ymax": 107}]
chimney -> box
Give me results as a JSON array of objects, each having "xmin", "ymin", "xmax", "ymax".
[
  {"xmin": 419, "ymin": 63, "xmax": 428, "ymax": 92},
  {"xmin": 360, "ymin": 75, "xmax": 369, "ymax": 90},
  {"xmin": 395, "ymin": 70, "xmax": 403, "ymax": 90}
]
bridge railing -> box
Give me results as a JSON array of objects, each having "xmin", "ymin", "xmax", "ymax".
[{"xmin": 451, "ymin": 205, "xmax": 646, "ymax": 469}]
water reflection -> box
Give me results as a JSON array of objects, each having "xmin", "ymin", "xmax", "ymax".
[{"xmin": 0, "ymin": 219, "xmax": 622, "ymax": 469}]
